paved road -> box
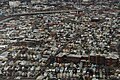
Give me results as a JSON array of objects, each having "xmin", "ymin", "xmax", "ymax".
[
  {"xmin": 9, "ymin": 10, "xmax": 82, "ymax": 17},
  {"xmin": 0, "ymin": 16, "xmax": 14, "ymax": 24},
  {"xmin": 1, "ymin": 10, "xmax": 82, "ymax": 23}
]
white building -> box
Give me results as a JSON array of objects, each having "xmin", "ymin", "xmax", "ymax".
[
  {"xmin": 9, "ymin": 1, "xmax": 20, "ymax": 7},
  {"xmin": 31, "ymin": 0, "xmax": 47, "ymax": 4},
  {"xmin": 83, "ymin": 0, "xmax": 89, "ymax": 1}
]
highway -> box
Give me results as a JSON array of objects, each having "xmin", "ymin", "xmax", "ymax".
[
  {"xmin": 3, "ymin": 9, "xmax": 120, "ymax": 17},
  {"xmin": 9, "ymin": 10, "xmax": 82, "ymax": 17},
  {"xmin": 2, "ymin": 9, "xmax": 120, "ymax": 19},
  {"xmin": 0, "ymin": 10, "xmax": 82, "ymax": 23}
]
